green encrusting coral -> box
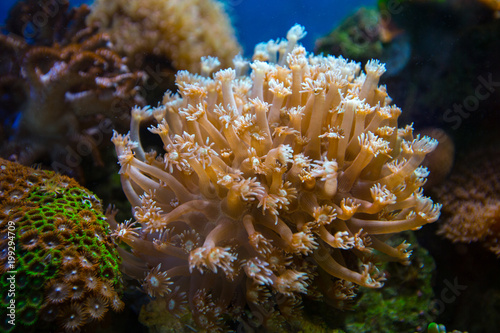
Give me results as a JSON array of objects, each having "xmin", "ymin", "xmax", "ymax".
[{"xmin": 0, "ymin": 158, "xmax": 124, "ymax": 332}]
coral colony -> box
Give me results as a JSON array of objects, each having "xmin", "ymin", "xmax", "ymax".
[
  {"xmin": 110, "ymin": 25, "xmax": 441, "ymax": 331},
  {"xmin": 0, "ymin": 31, "xmax": 144, "ymax": 173},
  {"xmin": 0, "ymin": 158, "xmax": 123, "ymax": 332},
  {"xmin": 434, "ymin": 147, "xmax": 500, "ymax": 257}
]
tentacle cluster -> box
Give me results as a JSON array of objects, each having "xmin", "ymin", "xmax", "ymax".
[{"xmin": 111, "ymin": 25, "xmax": 440, "ymax": 331}]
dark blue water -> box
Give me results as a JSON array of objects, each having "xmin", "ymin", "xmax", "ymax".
[{"xmin": 0, "ymin": 0, "xmax": 376, "ymax": 54}]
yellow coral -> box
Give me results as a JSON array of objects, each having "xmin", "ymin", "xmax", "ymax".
[
  {"xmin": 111, "ymin": 25, "xmax": 441, "ymax": 331},
  {"xmin": 87, "ymin": 0, "xmax": 241, "ymax": 72}
]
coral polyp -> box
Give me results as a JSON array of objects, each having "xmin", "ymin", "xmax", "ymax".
[
  {"xmin": 0, "ymin": 158, "xmax": 123, "ymax": 332},
  {"xmin": 111, "ymin": 25, "xmax": 441, "ymax": 331}
]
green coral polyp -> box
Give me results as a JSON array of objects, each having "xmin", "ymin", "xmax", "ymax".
[
  {"xmin": 27, "ymin": 291, "xmax": 43, "ymax": 307},
  {"xmin": 30, "ymin": 276, "xmax": 46, "ymax": 290},
  {"xmin": 16, "ymin": 272, "xmax": 29, "ymax": 288},
  {"xmin": 19, "ymin": 306, "xmax": 38, "ymax": 326},
  {"xmin": 27, "ymin": 261, "xmax": 46, "ymax": 275},
  {"xmin": 0, "ymin": 158, "xmax": 124, "ymax": 332}
]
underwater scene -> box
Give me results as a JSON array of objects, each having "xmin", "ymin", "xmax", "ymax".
[{"xmin": 0, "ymin": 0, "xmax": 499, "ymax": 332}]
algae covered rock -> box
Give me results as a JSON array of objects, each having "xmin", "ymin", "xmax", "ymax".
[{"xmin": 343, "ymin": 232, "xmax": 437, "ymax": 333}]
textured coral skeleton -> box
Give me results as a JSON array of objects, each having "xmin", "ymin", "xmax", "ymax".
[{"xmin": 110, "ymin": 25, "xmax": 441, "ymax": 331}]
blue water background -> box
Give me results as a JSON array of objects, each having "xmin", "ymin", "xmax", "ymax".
[
  {"xmin": 1, "ymin": 0, "xmax": 376, "ymax": 55},
  {"xmin": 224, "ymin": 0, "xmax": 376, "ymax": 55}
]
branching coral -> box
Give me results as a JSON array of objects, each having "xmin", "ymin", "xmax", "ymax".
[
  {"xmin": 86, "ymin": 0, "xmax": 241, "ymax": 73},
  {"xmin": 110, "ymin": 25, "xmax": 441, "ymax": 331},
  {"xmin": 433, "ymin": 146, "xmax": 500, "ymax": 257},
  {"xmin": 0, "ymin": 158, "xmax": 124, "ymax": 332},
  {"xmin": 0, "ymin": 28, "xmax": 145, "ymax": 176}
]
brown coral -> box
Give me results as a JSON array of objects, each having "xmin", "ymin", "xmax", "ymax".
[
  {"xmin": 1, "ymin": 0, "xmax": 90, "ymax": 126},
  {"xmin": 0, "ymin": 26, "xmax": 145, "ymax": 178},
  {"xmin": 110, "ymin": 25, "xmax": 441, "ymax": 331},
  {"xmin": 433, "ymin": 146, "xmax": 500, "ymax": 256},
  {"xmin": 84, "ymin": 294, "xmax": 109, "ymax": 320}
]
